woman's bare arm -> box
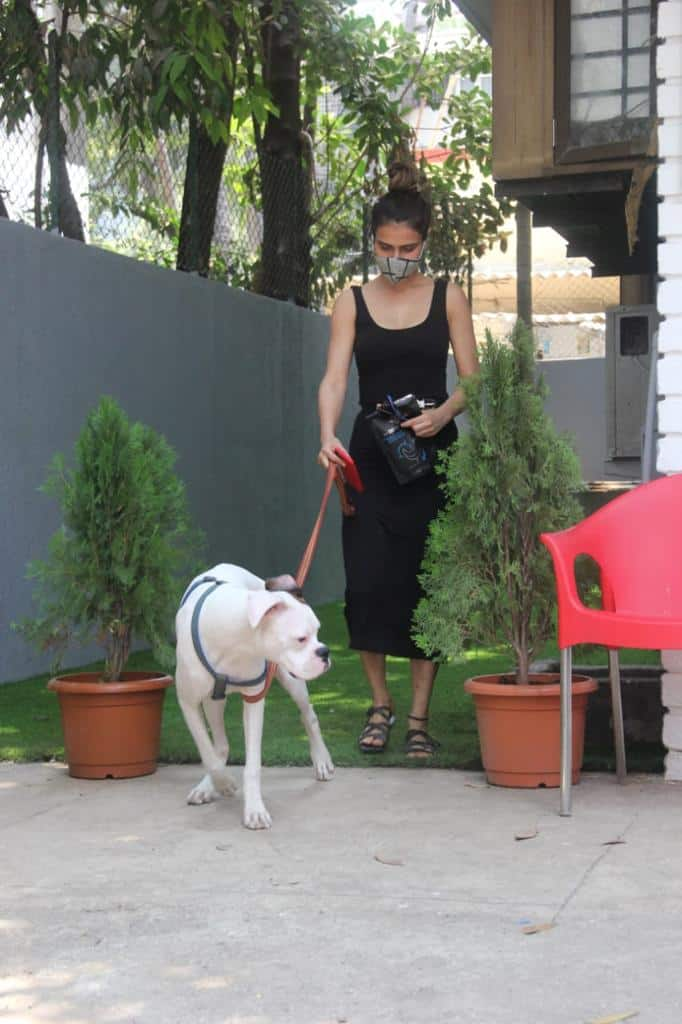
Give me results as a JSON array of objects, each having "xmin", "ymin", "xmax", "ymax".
[{"xmin": 318, "ymin": 288, "xmax": 356, "ymax": 468}]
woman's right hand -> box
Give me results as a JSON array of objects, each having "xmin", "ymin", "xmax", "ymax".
[{"xmin": 318, "ymin": 437, "xmax": 347, "ymax": 470}]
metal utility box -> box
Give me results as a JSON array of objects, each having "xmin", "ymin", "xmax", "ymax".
[{"xmin": 606, "ymin": 304, "xmax": 657, "ymax": 460}]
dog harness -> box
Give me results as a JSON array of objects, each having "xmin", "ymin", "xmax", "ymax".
[
  {"xmin": 178, "ymin": 577, "xmax": 268, "ymax": 700},
  {"xmin": 181, "ymin": 461, "xmax": 359, "ymax": 706}
]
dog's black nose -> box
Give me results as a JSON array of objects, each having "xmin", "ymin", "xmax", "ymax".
[{"xmin": 316, "ymin": 645, "xmax": 330, "ymax": 662}]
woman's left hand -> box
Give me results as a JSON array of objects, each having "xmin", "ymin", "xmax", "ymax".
[{"xmin": 401, "ymin": 407, "xmax": 449, "ymax": 438}]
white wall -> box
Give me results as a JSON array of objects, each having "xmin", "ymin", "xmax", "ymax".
[{"xmin": 655, "ymin": 0, "xmax": 682, "ymax": 780}]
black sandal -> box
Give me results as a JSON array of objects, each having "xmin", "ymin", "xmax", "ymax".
[
  {"xmin": 358, "ymin": 705, "xmax": 395, "ymax": 753},
  {"xmin": 405, "ymin": 714, "xmax": 441, "ymax": 758}
]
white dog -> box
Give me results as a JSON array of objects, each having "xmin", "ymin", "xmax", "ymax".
[{"xmin": 175, "ymin": 563, "xmax": 334, "ymax": 829}]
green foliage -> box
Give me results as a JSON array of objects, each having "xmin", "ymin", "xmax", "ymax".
[
  {"xmin": 15, "ymin": 397, "xmax": 203, "ymax": 681},
  {"xmin": 305, "ymin": 14, "xmax": 512, "ymax": 301},
  {"xmin": 417, "ymin": 29, "xmax": 513, "ymax": 286},
  {"xmin": 413, "ymin": 322, "xmax": 585, "ymax": 683},
  {"xmin": 0, "ymin": 0, "xmax": 120, "ymax": 130},
  {"xmin": 1, "ymin": 1, "xmax": 509, "ymax": 304},
  {"xmin": 425, "ymin": 163, "xmax": 511, "ymax": 287}
]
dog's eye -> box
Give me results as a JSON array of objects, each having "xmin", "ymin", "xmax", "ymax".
[{"xmin": 297, "ymin": 636, "xmax": 307, "ymax": 644}]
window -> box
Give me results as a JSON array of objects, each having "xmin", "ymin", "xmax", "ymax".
[
  {"xmin": 555, "ymin": 0, "xmax": 656, "ymax": 162},
  {"xmin": 619, "ymin": 314, "xmax": 649, "ymax": 356},
  {"xmin": 458, "ymin": 73, "xmax": 492, "ymax": 98}
]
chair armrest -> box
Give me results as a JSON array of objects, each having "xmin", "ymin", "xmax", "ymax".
[{"xmin": 540, "ymin": 529, "xmax": 586, "ymax": 616}]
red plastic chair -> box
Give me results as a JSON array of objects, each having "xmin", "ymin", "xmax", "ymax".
[{"xmin": 540, "ymin": 473, "xmax": 682, "ymax": 816}]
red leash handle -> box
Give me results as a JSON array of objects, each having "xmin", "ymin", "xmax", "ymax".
[{"xmin": 242, "ymin": 463, "xmax": 352, "ymax": 704}]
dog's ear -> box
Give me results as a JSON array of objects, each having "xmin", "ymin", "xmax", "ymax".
[
  {"xmin": 265, "ymin": 574, "xmax": 304, "ymax": 600},
  {"xmin": 265, "ymin": 573, "xmax": 298, "ymax": 592},
  {"xmin": 247, "ymin": 590, "xmax": 288, "ymax": 629}
]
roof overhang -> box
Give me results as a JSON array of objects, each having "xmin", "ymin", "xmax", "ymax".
[
  {"xmin": 456, "ymin": 0, "xmax": 492, "ymax": 42},
  {"xmin": 496, "ymin": 171, "xmax": 659, "ymax": 278}
]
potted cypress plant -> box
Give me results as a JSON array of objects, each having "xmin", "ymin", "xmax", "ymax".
[
  {"xmin": 15, "ymin": 396, "xmax": 201, "ymax": 779},
  {"xmin": 413, "ymin": 320, "xmax": 597, "ymax": 787}
]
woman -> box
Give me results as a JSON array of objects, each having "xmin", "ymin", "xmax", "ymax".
[{"xmin": 317, "ymin": 160, "xmax": 479, "ymax": 757}]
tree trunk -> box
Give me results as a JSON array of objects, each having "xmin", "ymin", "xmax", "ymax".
[
  {"xmin": 176, "ymin": 6, "xmax": 238, "ymax": 275},
  {"xmin": 46, "ymin": 29, "xmax": 62, "ymax": 232},
  {"xmin": 257, "ymin": 1, "xmax": 311, "ymax": 306},
  {"xmin": 43, "ymin": 22, "xmax": 85, "ymax": 240},
  {"xmin": 177, "ymin": 116, "xmax": 228, "ymax": 275},
  {"xmin": 361, "ymin": 201, "xmax": 371, "ymax": 283},
  {"xmin": 105, "ymin": 623, "xmax": 132, "ymax": 682},
  {"xmin": 0, "ymin": 190, "xmax": 8, "ymax": 219},
  {"xmin": 56, "ymin": 127, "xmax": 86, "ymax": 240},
  {"xmin": 467, "ymin": 247, "xmax": 473, "ymax": 306},
  {"xmin": 34, "ymin": 130, "xmax": 45, "ymax": 229},
  {"xmin": 516, "ymin": 646, "xmax": 530, "ymax": 686}
]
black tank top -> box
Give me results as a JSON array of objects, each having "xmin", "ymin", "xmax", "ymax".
[{"xmin": 351, "ymin": 279, "xmax": 450, "ymax": 411}]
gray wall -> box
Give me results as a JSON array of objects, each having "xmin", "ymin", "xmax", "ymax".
[
  {"xmin": 1, "ymin": 219, "xmax": 624, "ymax": 683},
  {"xmin": 0, "ymin": 220, "xmax": 356, "ymax": 682},
  {"xmin": 540, "ymin": 359, "xmax": 607, "ymax": 483},
  {"xmin": 447, "ymin": 356, "xmax": 616, "ymax": 482},
  {"xmin": 540, "ymin": 359, "xmax": 640, "ymax": 483}
]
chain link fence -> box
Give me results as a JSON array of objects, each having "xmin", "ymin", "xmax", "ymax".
[
  {"xmin": 0, "ymin": 112, "xmax": 320, "ymax": 300},
  {"xmin": 1, "ymin": 112, "xmax": 620, "ymax": 334}
]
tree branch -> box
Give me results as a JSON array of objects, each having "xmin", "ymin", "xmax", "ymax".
[
  {"xmin": 398, "ymin": 12, "xmax": 435, "ymax": 105},
  {"xmin": 311, "ymin": 150, "xmax": 366, "ymax": 228},
  {"xmin": 34, "ymin": 125, "xmax": 46, "ymax": 228}
]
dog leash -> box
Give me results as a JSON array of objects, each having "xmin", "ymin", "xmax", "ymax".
[{"xmin": 241, "ymin": 460, "xmax": 358, "ymax": 705}]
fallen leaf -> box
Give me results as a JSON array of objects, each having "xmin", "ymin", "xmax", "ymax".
[
  {"xmin": 514, "ymin": 828, "xmax": 538, "ymax": 841},
  {"xmin": 601, "ymin": 839, "xmax": 626, "ymax": 846},
  {"xmin": 587, "ymin": 1012, "xmax": 639, "ymax": 1024},
  {"xmin": 521, "ymin": 921, "xmax": 555, "ymax": 935},
  {"xmin": 215, "ymin": 844, "xmax": 231, "ymax": 852},
  {"xmin": 374, "ymin": 853, "xmax": 404, "ymax": 867}
]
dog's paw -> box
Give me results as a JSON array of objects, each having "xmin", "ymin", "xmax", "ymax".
[
  {"xmin": 313, "ymin": 755, "xmax": 335, "ymax": 782},
  {"xmin": 243, "ymin": 803, "xmax": 273, "ymax": 830},
  {"xmin": 210, "ymin": 767, "xmax": 238, "ymax": 797},
  {"xmin": 311, "ymin": 744, "xmax": 335, "ymax": 781},
  {"xmin": 187, "ymin": 774, "xmax": 219, "ymax": 805}
]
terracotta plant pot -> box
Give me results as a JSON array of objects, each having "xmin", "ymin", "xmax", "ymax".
[
  {"xmin": 463, "ymin": 672, "xmax": 598, "ymax": 788},
  {"xmin": 47, "ymin": 671, "xmax": 173, "ymax": 779}
]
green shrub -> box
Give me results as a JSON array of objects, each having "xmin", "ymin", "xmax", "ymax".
[
  {"xmin": 16, "ymin": 397, "xmax": 203, "ymax": 680},
  {"xmin": 413, "ymin": 320, "xmax": 584, "ymax": 684}
]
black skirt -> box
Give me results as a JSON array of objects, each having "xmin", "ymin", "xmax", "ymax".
[{"xmin": 342, "ymin": 412, "xmax": 458, "ymax": 659}]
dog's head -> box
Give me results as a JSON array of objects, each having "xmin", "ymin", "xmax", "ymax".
[{"xmin": 247, "ymin": 578, "xmax": 330, "ymax": 680}]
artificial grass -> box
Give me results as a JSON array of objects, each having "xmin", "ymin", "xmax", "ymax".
[{"xmin": 0, "ymin": 601, "xmax": 664, "ymax": 772}]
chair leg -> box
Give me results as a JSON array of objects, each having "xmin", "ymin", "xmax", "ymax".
[
  {"xmin": 560, "ymin": 646, "xmax": 573, "ymax": 816},
  {"xmin": 608, "ymin": 648, "xmax": 627, "ymax": 783}
]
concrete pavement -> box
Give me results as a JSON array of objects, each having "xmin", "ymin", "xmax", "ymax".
[{"xmin": 2, "ymin": 762, "xmax": 682, "ymax": 1024}]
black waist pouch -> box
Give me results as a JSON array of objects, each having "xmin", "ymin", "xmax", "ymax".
[{"xmin": 366, "ymin": 394, "xmax": 432, "ymax": 485}]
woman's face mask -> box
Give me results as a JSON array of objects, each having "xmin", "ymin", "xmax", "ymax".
[{"xmin": 374, "ymin": 241, "xmax": 426, "ymax": 284}]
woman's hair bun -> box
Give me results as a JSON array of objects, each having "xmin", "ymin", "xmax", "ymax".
[
  {"xmin": 387, "ymin": 160, "xmax": 420, "ymax": 193},
  {"xmin": 372, "ymin": 157, "xmax": 431, "ymax": 237}
]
